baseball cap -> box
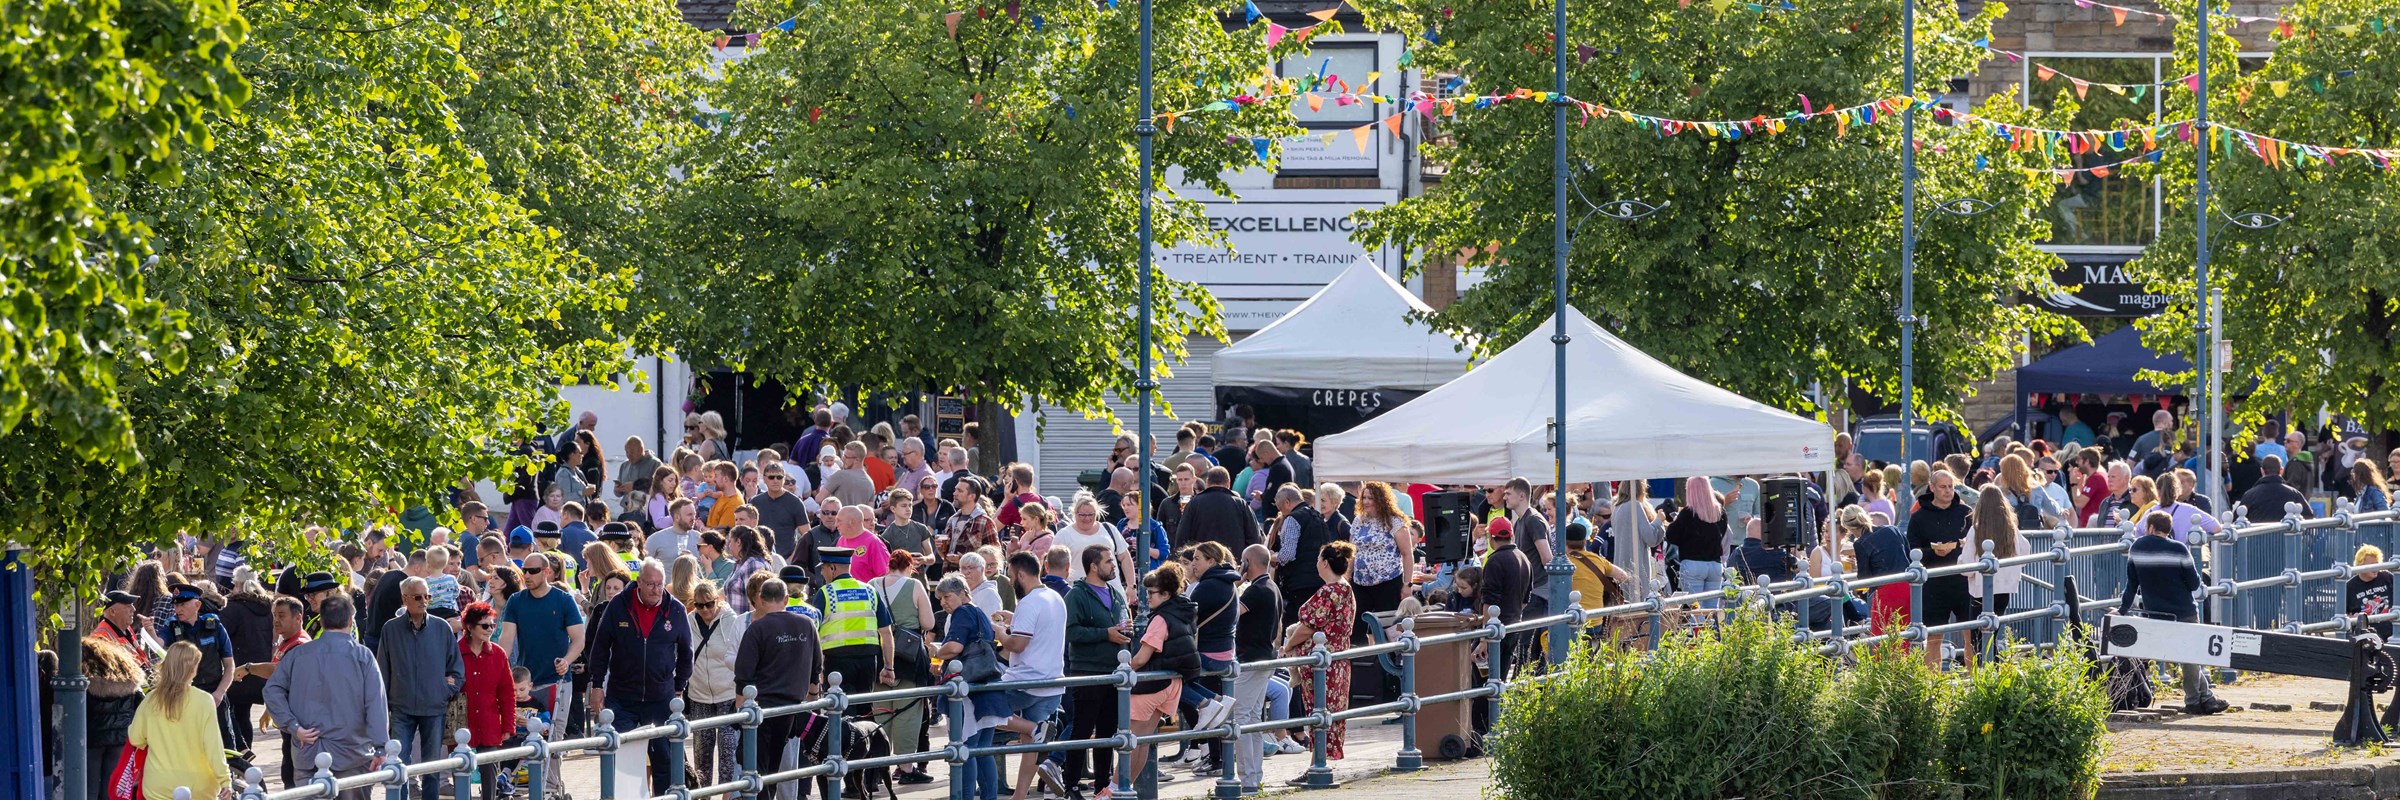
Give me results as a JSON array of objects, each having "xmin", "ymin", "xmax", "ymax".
[{"xmin": 509, "ymin": 525, "xmax": 535, "ymax": 547}]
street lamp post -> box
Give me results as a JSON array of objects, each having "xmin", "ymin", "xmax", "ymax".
[
  {"xmin": 1897, "ymin": 0, "xmax": 1922, "ymax": 524},
  {"xmin": 1546, "ymin": 0, "xmax": 1574, "ymax": 670},
  {"xmin": 1130, "ymin": 0, "xmax": 1158, "ymax": 796}
]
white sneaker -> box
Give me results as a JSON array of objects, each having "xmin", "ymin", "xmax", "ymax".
[
  {"xmin": 1278, "ymin": 739, "xmax": 1306, "ymax": 755},
  {"xmin": 1198, "ymin": 698, "xmax": 1234, "ymax": 731}
]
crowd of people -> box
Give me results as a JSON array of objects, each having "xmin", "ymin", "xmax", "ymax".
[{"xmin": 43, "ymin": 400, "xmax": 2400, "ymax": 800}]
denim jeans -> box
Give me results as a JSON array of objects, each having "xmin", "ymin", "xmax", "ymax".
[
  {"xmin": 389, "ymin": 711, "xmax": 448, "ymax": 800},
  {"xmin": 958, "ymin": 728, "xmax": 999, "ymax": 800},
  {"xmin": 1680, "ymin": 560, "xmax": 1727, "ymax": 609}
]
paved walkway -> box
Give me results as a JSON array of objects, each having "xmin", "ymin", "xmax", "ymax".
[{"xmin": 245, "ymin": 707, "xmax": 1471, "ymax": 799}]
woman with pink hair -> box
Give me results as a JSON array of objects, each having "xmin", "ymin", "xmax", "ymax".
[{"xmin": 1664, "ymin": 476, "xmax": 1731, "ymax": 608}]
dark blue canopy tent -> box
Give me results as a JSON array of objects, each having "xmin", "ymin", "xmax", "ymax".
[{"xmin": 2014, "ymin": 326, "xmax": 2193, "ymax": 440}]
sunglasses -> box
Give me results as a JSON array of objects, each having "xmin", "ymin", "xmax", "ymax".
[
  {"xmin": 694, "ymin": 601, "xmax": 718, "ymax": 610},
  {"xmin": 476, "ymin": 623, "xmax": 497, "ymax": 631},
  {"xmin": 767, "ymin": 476, "xmax": 787, "ymax": 483},
  {"xmin": 405, "ymin": 594, "xmax": 428, "ymax": 601}
]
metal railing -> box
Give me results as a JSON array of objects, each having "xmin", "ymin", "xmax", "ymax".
[{"xmin": 218, "ymin": 504, "xmax": 2400, "ymax": 800}]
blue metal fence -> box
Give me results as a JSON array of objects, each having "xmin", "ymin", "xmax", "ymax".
[{"xmin": 214, "ymin": 506, "xmax": 2400, "ymax": 800}]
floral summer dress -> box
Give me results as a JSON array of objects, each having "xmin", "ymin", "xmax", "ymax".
[{"xmin": 1288, "ymin": 581, "xmax": 1357, "ymax": 759}]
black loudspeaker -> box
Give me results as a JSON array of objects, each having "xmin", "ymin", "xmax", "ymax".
[
  {"xmin": 1759, "ymin": 477, "xmax": 1816, "ymax": 550},
  {"xmin": 1422, "ymin": 491, "xmax": 1474, "ymax": 564}
]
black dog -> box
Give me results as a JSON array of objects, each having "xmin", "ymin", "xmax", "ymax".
[{"xmin": 794, "ymin": 711, "xmax": 896, "ymax": 800}]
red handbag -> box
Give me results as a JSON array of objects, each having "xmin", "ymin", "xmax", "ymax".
[{"xmin": 105, "ymin": 746, "xmax": 147, "ymax": 800}]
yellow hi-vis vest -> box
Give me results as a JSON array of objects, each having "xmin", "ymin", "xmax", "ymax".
[{"xmin": 819, "ymin": 576, "xmax": 880, "ymax": 650}]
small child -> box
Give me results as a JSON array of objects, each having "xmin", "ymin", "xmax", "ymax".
[
  {"xmin": 2347, "ymin": 545, "xmax": 2394, "ymax": 642},
  {"xmin": 503, "ymin": 666, "xmax": 548, "ymax": 796}
]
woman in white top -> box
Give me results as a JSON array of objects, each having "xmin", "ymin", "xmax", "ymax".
[
  {"xmin": 1054, "ymin": 494, "xmax": 1134, "ymax": 593},
  {"xmin": 1610, "ymin": 481, "xmax": 1667, "ymax": 600},
  {"xmin": 685, "ymin": 580, "xmax": 747, "ymax": 786},
  {"xmin": 1966, "ymin": 487, "xmax": 2033, "ymax": 669},
  {"xmin": 959, "ymin": 551, "xmax": 1006, "ymax": 616}
]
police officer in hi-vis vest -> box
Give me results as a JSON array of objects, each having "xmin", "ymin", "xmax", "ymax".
[
  {"xmin": 161, "ymin": 582, "xmax": 241, "ymax": 746},
  {"xmin": 811, "ymin": 545, "xmax": 894, "ymax": 712}
]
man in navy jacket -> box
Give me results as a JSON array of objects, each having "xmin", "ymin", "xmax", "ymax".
[{"xmin": 588, "ymin": 559, "xmax": 694, "ymax": 793}]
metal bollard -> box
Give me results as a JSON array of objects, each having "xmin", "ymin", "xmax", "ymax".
[
  {"xmin": 825, "ymin": 673, "xmax": 847, "ymax": 800},
  {"xmin": 597, "ymin": 707, "xmax": 619, "ymax": 800},
  {"xmin": 1395, "ymin": 616, "xmax": 1422, "ymax": 772},
  {"xmin": 452, "ymin": 729, "xmax": 475, "ymax": 800},
  {"xmin": 667, "ymin": 696, "xmax": 690, "ymax": 797},
  {"xmin": 527, "ymin": 717, "xmax": 551, "ymax": 800},
  {"xmin": 1305, "ymin": 631, "xmax": 1334, "ymax": 789},
  {"xmin": 738, "ymin": 686, "xmax": 761, "ymax": 800}
]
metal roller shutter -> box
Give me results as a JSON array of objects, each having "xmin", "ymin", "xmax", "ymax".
[{"xmin": 1034, "ymin": 336, "xmax": 1228, "ymax": 498}]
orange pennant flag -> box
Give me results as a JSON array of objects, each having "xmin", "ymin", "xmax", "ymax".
[
  {"xmin": 1382, "ymin": 112, "xmax": 1402, "ymax": 133},
  {"xmin": 1162, "ymin": 113, "xmax": 1176, "ymax": 133},
  {"xmin": 2111, "ymin": 7, "xmax": 2127, "ymax": 25},
  {"xmin": 945, "ymin": 11, "xmax": 963, "ymax": 37},
  {"xmin": 2037, "ymin": 65, "xmax": 2057, "ymax": 81},
  {"xmin": 1351, "ymin": 124, "xmax": 1372, "ymax": 153},
  {"xmin": 1307, "ymin": 93, "xmax": 1324, "ymax": 112},
  {"xmin": 2073, "ymin": 78, "xmax": 2089, "ymax": 98},
  {"xmin": 1308, "ymin": 7, "xmax": 1338, "ymax": 22}
]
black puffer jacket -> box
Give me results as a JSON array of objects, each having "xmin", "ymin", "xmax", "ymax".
[
  {"xmin": 219, "ymin": 589, "xmax": 276, "ymax": 668},
  {"xmin": 1134, "ymin": 596, "xmax": 1202, "ymax": 694},
  {"xmin": 83, "ymin": 638, "xmax": 146, "ymax": 749}
]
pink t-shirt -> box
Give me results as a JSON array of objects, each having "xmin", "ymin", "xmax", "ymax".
[{"xmin": 841, "ymin": 533, "xmax": 892, "ymax": 582}]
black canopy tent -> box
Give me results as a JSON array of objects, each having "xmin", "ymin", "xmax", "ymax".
[{"xmin": 2014, "ymin": 326, "xmax": 2196, "ymax": 444}]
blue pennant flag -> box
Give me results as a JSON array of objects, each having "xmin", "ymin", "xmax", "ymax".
[
  {"xmin": 1974, "ymin": 154, "xmax": 1988, "ymax": 171},
  {"xmin": 1031, "ymin": 13, "xmax": 1044, "ymax": 29},
  {"xmin": 1423, "ymin": 25, "xmax": 1440, "ymax": 44},
  {"xmin": 1245, "ymin": 0, "xmax": 1262, "ymax": 23},
  {"xmin": 1251, "ymin": 137, "xmax": 1272, "ymax": 162},
  {"xmin": 776, "ymin": 16, "xmax": 799, "ymax": 32}
]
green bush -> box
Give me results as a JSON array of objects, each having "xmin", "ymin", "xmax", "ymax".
[
  {"xmin": 1487, "ymin": 614, "xmax": 2108, "ymax": 800},
  {"xmin": 1939, "ymin": 645, "xmax": 2112, "ymax": 800}
]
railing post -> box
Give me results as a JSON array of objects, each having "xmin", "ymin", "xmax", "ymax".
[
  {"xmin": 1824, "ymin": 577, "xmax": 1849, "ymax": 647},
  {"xmin": 738, "ymin": 685, "xmax": 761, "ymax": 800},
  {"xmin": 1306, "ymin": 631, "xmax": 1334, "ymax": 789},
  {"xmin": 384, "ymin": 736, "xmax": 408, "ymax": 800},
  {"xmin": 451, "ymin": 729, "xmax": 475, "ymax": 800},
  {"xmin": 527, "ymin": 717, "xmax": 551, "ymax": 800},
  {"xmin": 1906, "ymin": 548, "xmax": 1928, "ymax": 657},
  {"xmin": 950, "ymin": 675, "xmax": 974, "ymax": 800},
  {"xmin": 1646, "ymin": 597, "xmax": 1664, "ymax": 650},
  {"xmin": 1113, "ymin": 651, "xmax": 1136, "ymax": 800},
  {"xmin": 1791, "ymin": 574, "xmax": 1813, "ymax": 640},
  {"xmin": 240, "ymin": 766, "xmax": 267, "ymax": 800},
  {"xmin": 2285, "ymin": 503, "xmax": 2306, "ymax": 631},
  {"xmin": 598, "ymin": 707, "xmax": 619, "ymax": 800},
  {"xmin": 1394, "ymin": 617, "xmax": 1422, "ymax": 773},
  {"xmin": 1214, "ymin": 660, "xmax": 1241, "ymax": 800},
  {"xmin": 311, "ymin": 752, "xmax": 338, "ymax": 799},
  {"xmin": 2048, "ymin": 527, "xmax": 2074, "ymax": 647},
  {"xmin": 824, "ymin": 673, "xmax": 848, "ymax": 800},
  {"xmin": 1978, "ymin": 538, "xmax": 2000, "ymax": 662},
  {"xmin": 667, "ymin": 696, "xmax": 690, "ymax": 798}
]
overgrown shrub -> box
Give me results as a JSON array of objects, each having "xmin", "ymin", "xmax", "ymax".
[
  {"xmin": 1487, "ymin": 613, "xmax": 2107, "ymax": 800},
  {"xmin": 1938, "ymin": 646, "xmax": 2112, "ymax": 800}
]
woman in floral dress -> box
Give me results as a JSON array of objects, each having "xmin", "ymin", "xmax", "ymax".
[{"xmin": 1283, "ymin": 540, "xmax": 1358, "ymax": 770}]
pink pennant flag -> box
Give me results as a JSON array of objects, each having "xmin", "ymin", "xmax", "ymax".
[
  {"xmin": 2185, "ymin": 74, "xmax": 2201, "ymax": 92},
  {"xmin": 946, "ymin": 11, "xmax": 963, "ymax": 37},
  {"xmin": 2073, "ymin": 78, "xmax": 2089, "ymax": 98},
  {"xmin": 1266, "ymin": 23, "xmax": 1288, "ymax": 46},
  {"xmin": 1798, "ymin": 94, "xmax": 1812, "ymax": 114}
]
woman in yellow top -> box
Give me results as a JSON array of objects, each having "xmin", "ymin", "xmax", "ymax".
[{"xmin": 128, "ymin": 641, "xmax": 230, "ymax": 800}]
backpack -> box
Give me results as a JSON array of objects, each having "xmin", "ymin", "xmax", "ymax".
[{"xmin": 2007, "ymin": 490, "xmax": 2045, "ymax": 530}]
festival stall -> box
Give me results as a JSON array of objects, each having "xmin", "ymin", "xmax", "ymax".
[
  {"xmin": 1210, "ymin": 258, "xmax": 1472, "ymax": 441},
  {"xmin": 1313, "ymin": 307, "xmax": 1835, "ymax": 484},
  {"xmin": 2012, "ymin": 326, "xmax": 2195, "ymax": 443}
]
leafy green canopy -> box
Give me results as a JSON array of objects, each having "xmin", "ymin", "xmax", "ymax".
[
  {"xmin": 1351, "ymin": 0, "xmax": 2079, "ymax": 418},
  {"xmin": 0, "ymin": 0, "xmax": 701, "ymax": 592},
  {"xmin": 2131, "ymin": 3, "xmax": 2400, "ymax": 434},
  {"xmin": 649, "ymin": 0, "xmax": 1302, "ymax": 433},
  {"xmin": 0, "ymin": 0, "xmax": 247, "ymax": 459}
]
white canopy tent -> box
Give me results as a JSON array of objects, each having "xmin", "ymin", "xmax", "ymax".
[
  {"xmin": 1210, "ymin": 257, "xmax": 1471, "ymax": 392},
  {"xmin": 1313, "ymin": 307, "xmax": 1836, "ymax": 485}
]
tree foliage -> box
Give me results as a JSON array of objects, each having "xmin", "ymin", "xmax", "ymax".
[
  {"xmin": 2130, "ymin": 2, "xmax": 2400, "ymax": 434},
  {"xmin": 650, "ymin": 0, "xmax": 1302, "ymax": 458},
  {"xmin": 0, "ymin": 0, "xmax": 685, "ymax": 593},
  {"xmin": 0, "ymin": 0, "xmax": 247, "ymax": 459},
  {"xmin": 1351, "ymin": 0, "xmax": 2080, "ymax": 417}
]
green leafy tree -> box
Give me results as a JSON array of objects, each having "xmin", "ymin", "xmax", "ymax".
[
  {"xmin": 2131, "ymin": 3, "xmax": 2400, "ymax": 434},
  {"xmin": 1352, "ymin": 0, "xmax": 2079, "ymax": 417},
  {"xmin": 453, "ymin": 0, "xmax": 710, "ymax": 285},
  {"xmin": 0, "ymin": 0, "xmax": 247, "ymax": 459},
  {"xmin": 0, "ymin": 0, "xmax": 641, "ymax": 594},
  {"xmin": 652, "ymin": 0, "xmax": 1301, "ymax": 472}
]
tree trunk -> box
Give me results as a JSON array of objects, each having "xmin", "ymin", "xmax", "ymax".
[{"xmin": 976, "ymin": 396, "xmax": 1007, "ymax": 478}]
